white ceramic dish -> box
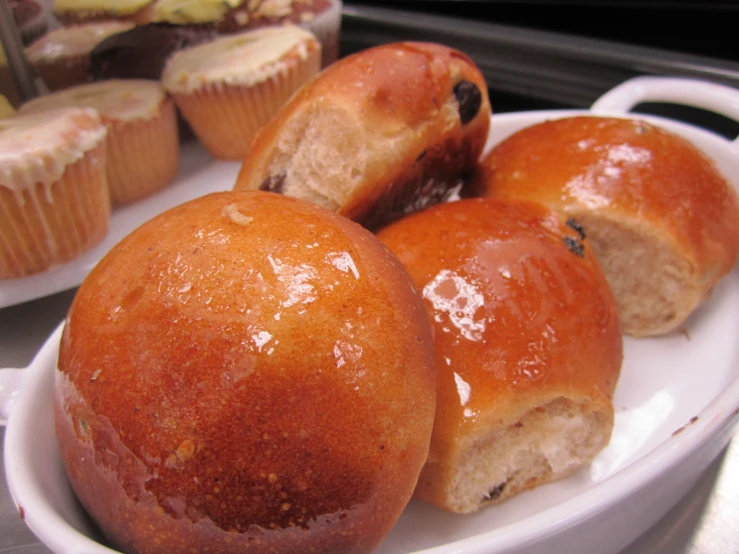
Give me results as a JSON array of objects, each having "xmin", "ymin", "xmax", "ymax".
[
  {"xmin": 0, "ymin": 145, "xmax": 241, "ymax": 310},
  {"xmin": 2, "ymin": 76, "xmax": 739, "ymax": 554}
]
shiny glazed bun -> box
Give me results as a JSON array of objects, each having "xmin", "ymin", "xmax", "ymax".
[
  {"xmin": 55, "ymin": 191, "xmax": 436, "ymax": 553},
  {"xmin": 377, "ymin": 198, "xmax": 623, "ymax": 513},
  {"xmin": 473, "ymin": 115, "xmax": 739, "ymax": 337},
  {"xmin": 234, "ymin": 42, "xmax": 491, "ymax": 230}
]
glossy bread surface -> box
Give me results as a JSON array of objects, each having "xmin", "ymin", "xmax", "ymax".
[
  {"xmin": 234, "ymin": 41, "xmax": 491, "ymax": 229},
  {"xmin": 474, "ymin": 116, "xmax": 739, "ymax": 285},
  {"xmin": 378, "ymin": 199, "xmax": 622, "ymax": 442},
  {"xmin": 55, "ymin": 190, "xmax": 436, "ymax": 553}
]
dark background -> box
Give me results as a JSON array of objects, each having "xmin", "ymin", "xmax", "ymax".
[{"xmin": 345, "ymin": 1, "xmax": 739, "ymax": 62}]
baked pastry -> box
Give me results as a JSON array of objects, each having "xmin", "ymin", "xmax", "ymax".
[
  {"xmin": 25, "ymin": 21, "xmax": 135, "ymax": 92},
  {"xmin": 377, "ymin": 198, "xmax": 623, "ymax": 513},
  {"xmin": 88, "ymin": 22, "xmax": 217, "ymax": 81},
  {"xmin": 150, "ymin": 0, "xmax": 342, "ymax": 67},
  {"xmin": 0, "ymin": 107, "xmax": 109, "ymax": 278},
  {"xmin": 473, "ymin": 115, "xmax": 739, "ymax": 337},
  {"xmin": 20, "ymin": 79, "xmax": 180, "ymax": 206},
  {"xmin": 233, "ymin": 42, "xmax": 491, "ymax": 230},
  {"xmin": 52, "ymin": 0, "xmax": 156, "ymax": 24},
  {"xmin": 55, "ymin": 190, "xmax": 436, "ymax": 553},
  {"xmin": 87, "ymin": 0, "xmax": 340, "ymax": 88},
  {"xmin": 162, "ymin": 25, "xmax": 321, "ymax": 160}
]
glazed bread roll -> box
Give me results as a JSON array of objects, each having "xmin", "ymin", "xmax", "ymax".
[
  {"xmin": 56, "ymin": 191, "xmax": 437, "ymax": 553},
  {"xmin": 474, "ymin": 115, "xmax": 739, "ymax": 337},
  {"xmin": 234, "ymin": 42, "xmax": 491, "ymax": 230},
  {"xmin": 377, "ymin": 198, "xmax": 623, "ymax": 513}
]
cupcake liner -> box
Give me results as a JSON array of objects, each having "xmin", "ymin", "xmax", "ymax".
[
  {"xmin": 104, "ymin": 97, "xmax": 180, "ymax": 205},
  {"xmin": 0, "ymin": 142, "xmax": 110, "ymax": 279},
  {"xmin": 172, "ymin": 45, "xmax": 321, "ymax": 160},
  {"xmin": 301, "ymin": 0, "xmax": 341, "ymax": 67}
]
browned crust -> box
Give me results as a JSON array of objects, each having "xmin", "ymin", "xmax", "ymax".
[
  {"xmin": 56, "ymin": 190, "xmax": 436, "ymax": 553},
  {"xmin": 473, "ymin": 116, "xmax": 739, "ymax": 310},
  {"xmin": 234, "ymin": 41, "xmax": 491, "ymax": 230},
  {"xmin": 377, "ymin": 198, "xmax": 622, "ymax": 509}
]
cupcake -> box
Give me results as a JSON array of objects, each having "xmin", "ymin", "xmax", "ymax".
[
  {"xmin": 0, "ymin": 107, "xmax": 109, "ymax": 279},
  {"xmin": 88, "ymin": 23, "xmax": 217, "ymax": 81},
  {"xmin": 86, "ymin": 0, "xmax": 340, "ymax": 87},
  {"xmin": 9, "ymin": 0, "xmax": 51, "ymax": 45},
  {"xmin": 0, "ymin": 95, "xmax": 15, "ymax": 118},
  {"xmin": 20, "ymin": 79, "xmax": 180, "ymax": 206},
  {"xmin": 151, "ymin": 0, "xmax": 342, "ymax": 66},
  {"xmin": 52, "ymin": 0, "xmax": 156, "ymax": 25},
  {"xmin": 25, "ymin": 21, "xmax": 135, "ymax": 92},
  {"xmin": 162, "ymin": 25, "xmax": 321, "ymax": 160}
]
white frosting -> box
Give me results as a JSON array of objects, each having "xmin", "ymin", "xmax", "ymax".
[
  {"xmin": 25, "ymin": 22, "xmax": 135, "ymax": 63},
  {"xmin": 162, "ymin": 25, "xmax": 317, "ymax": 93},
  {"xmin": 19, "ymin": 80, "xmax": 166, "ymax": 122},
  {"xmin": 0, "ymin": 107, "xmax": 107, "ymax": 191}
]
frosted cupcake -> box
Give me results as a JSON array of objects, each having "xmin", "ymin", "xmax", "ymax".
[
  {"xmin": 20, "ymin": 79, "xmax": 180, "ymax": 206},
  {"xmin": 162, "ymin": 25, "xmax": 321, "ymax": 160},
  {"xmin": 150, "ymin": 0, "xmax": 342, "ymax": 66},
  {"xmin": 52, "ymin": 0, "xmax": 156, "ymax": 24},
  {"xmin": 26, "ymin": 21, "xmax": 135, "ymax": 92},
  {"xmin": 0, "ymin": 108, "xmax": 109, "ymax": 279}
]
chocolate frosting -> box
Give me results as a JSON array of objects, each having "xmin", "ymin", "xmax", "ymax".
[{"xmin": 89, "ymin": 23, "xmax": 217, "ymax": 81}]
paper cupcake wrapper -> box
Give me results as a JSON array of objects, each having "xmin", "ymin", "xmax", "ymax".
[
  {"xmin": 301, "ymin": 0, "xmax": 342, "ymax": 67},
  {"xmin": 0, "ymin": 142, "xmax": 110, "ymax": 279},
  {"xmin": 104, "ymin": 97, "xmax": 180, "ymax": 206},
  {"xmin": 173, "ymin": 45, "xmax": 321, "ymax": 161}
]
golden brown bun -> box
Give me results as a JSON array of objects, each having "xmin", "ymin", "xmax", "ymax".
[
  {"xmin": 473, "ymin": 115, "xmax": 739, "ymax": 337},
  {"xmin": 56, "ymin": 190, "xmax": 436, "ymax": 553},
  {"xmin": 377, "ymin": 198, "xmax": 623, "ymax": 513},
  {"xmin": 234, "ymin": 42, "xmax": 491, "ymax": 230}
]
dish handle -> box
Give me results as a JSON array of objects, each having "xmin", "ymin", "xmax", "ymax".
[
  {"xmin": 590, "ymin": 76, "xmax": 739, "ymax": 150},
  {"xmin": 0, "ymin": 367, "xmax": 25, "ymax": 426}
]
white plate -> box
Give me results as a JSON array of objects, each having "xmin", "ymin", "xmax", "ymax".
[
  {"xmin": 0, "ymin": 143, "xmax": 241, "ymax": 309},
  {"xmin": 3, "ymin": 76, "xmax": 739, "ymax": 554}
]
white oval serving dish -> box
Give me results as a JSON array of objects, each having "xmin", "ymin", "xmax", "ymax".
[{"xmin": 2, "ymin": 76, "xmax": 739, "ymax": 554}]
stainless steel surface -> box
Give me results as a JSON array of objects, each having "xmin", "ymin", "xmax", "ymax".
[{"xmin": 1, "ymin": 290, "xmax": 739, "ymax": 553}]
